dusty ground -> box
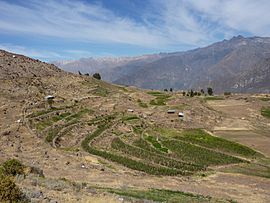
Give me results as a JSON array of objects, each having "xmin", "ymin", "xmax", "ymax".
[{"xmin": 208, "ymin": 98, "xmax": 270, "ymax": 156}]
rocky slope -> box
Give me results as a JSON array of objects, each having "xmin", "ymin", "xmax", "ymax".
[{"xmin": 0, "ymin": 50, "xmax": 63, "ymax": 79}]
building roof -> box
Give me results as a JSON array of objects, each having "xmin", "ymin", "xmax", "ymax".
[
  {"xmin": 44, "ymin": 95, "xmax": 55, "ymax": 100},
  {"xmin": 178, "ymin": 112, "xmax": 184, "ymax": 117}
]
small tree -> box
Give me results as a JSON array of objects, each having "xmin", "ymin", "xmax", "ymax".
[
  {"xmin": 190, "ymin": 89, "xmax": 194, "ymax": 97},
  {"xmin": 169, "ymin": 88, "xmax": 173, "ymax": 92},
  {"xmin": 93, "ymin": 73, "xmax": 101, "ymax": 80},
  {"xmin": 207, "ymin": 87, "xmax": 213, "ymax": 96},
  {"xmin": 182, "ymin": 91, "xmax": 186, "ymax": 96},
  {"xmin": 84, "ymin": 73, "xmax": 90, "ymax": 76},
  {"xmin": 78, "ymin": 71, "xmax": 82, "ymax": 75},
  {"xmin": 164, "ymin": 89, "xmax": 168, "ymax": 92},
  {"xmin": 200, "ymin": 89, "xmax": 204, "ymax": 94}
]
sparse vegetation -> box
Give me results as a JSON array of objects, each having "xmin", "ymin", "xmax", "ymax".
[
  {"xmin": 204, "ymin": 96, "xmax": 224, "ymax": 100},
  {"xmin": 121, "ymin": 115, "xmax": 139, "ymax": 121},
  {"xmin": 261, "ymin": 106, "xmax": 270, "ymax": 118},
  {"xmin": 137, "ymin": 99, "xmax": 148, "ymax": 108},
  {"xmin": 148, "ymin": 91, "xmax": 171, "ymax": 106},
  {"xmin": 0, "ymin": 176, "xmax": 24, "ymax": 202},
  {"xmin": 259, "ymin": 97, "xmax": 270, "ymax": 101},
  {"xmin": 35, "ymin": 112, "xmax": 72, "ymax": 131},
  {"xmin": 221, "ymin": 162, "xmax": 270, "ymax": 179},
  {"xmin": 224, "ymin": 92, "xmax": 232, "ymax": 96},
  {"xmin": 105, "ymin": 188, "xmax": 232, "ymax": 203},
  {"xmin": 92, "ymin": 86, "xmax": 109, "ymax": 97},
  {"xmin": 2, "ymin": 159, "xmax": 24, "ymax": 176}
]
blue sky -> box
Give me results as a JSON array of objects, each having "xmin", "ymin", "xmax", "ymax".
[{"xmin": 1, "ymin": 0, "xmax": 270, "ymax": 61}]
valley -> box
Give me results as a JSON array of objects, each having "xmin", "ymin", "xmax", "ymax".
[{"xmin": 1, "ymin": 50, "xmax": 270, "ymax": 202}]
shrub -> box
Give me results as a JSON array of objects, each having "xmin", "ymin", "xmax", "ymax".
[
  {"xmin": 200, "ymin": 89, "xmax": 204, "ymax": 94},
  {"xmin": 0, "ymin": 176, "xmax": 23, "ymax": 202},
  {"xmin": 93, "ymin": 73, "xmax": 101, "ymax": 80},
  {"xmin": 190, "ymin": 89, "xmax": 194, "ymax": 97},
  {"xmin": 224, "ymin": 92, "xmax": 231, "ymax": 96},
  {"xmin": 2, "ymin": 159, "xmax": 24, "ymax": 176}
]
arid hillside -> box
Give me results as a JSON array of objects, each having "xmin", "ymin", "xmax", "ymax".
[{"xmin": 1, "ymin": 50, "xmax": 270, "ymax": 203}]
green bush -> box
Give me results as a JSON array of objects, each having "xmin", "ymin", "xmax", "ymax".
[
  {"xmin": 0, "ymin": 176, "xmax": 23, "ymax": 202},
  {"xmin": 2, "ymin": 159, "xmax": 24, "ymax": 176},
  {"xmin": 93, "ymin": 72, "xmax": 101, "ymax": 80}
]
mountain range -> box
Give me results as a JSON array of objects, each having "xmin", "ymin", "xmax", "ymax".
[{"xmin": 54, "ymin": 36, "xmax": 270, "ymax": 93}]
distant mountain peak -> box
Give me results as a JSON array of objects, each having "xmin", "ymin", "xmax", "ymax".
[{"xmin": 53, "ymin": 36, "xmax": 270, "ymax": 93}]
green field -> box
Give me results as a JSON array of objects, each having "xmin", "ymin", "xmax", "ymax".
[
  {"xmin": 137, "ymin": 99, "xmax": 148, "ymax": 108},
  {"xmin": 261, "ymin": 106, "xmax": 270, "ymax": 118},
  {"xmin": 30, "ymin": 105, "xmax": 263, "ymax": 178},
  {"xmin": 104, "ymin": 188, "xmax": 235, "ymax": 203},
  {"xmin": 148, "ymin": 91, "xmax": 171, "ymax": 106}
]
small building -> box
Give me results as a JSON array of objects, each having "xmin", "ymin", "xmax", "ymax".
[
  {"xmin": 167, "ymin": 109, "xmax": 176, "ymax": 114},
  {"xmin": 127, "ymin": 109, "xmax": 134, "ymax": 112},
  {"xmin": 178, "ymin": 112, "xmax": 184, "ymax": 119},
  {"xmin": 44, "ymin": 95, "xmax": 55, "ymax": 100}
]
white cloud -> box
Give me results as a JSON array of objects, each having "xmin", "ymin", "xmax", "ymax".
[
  {"xmin": 0, "ymin": 0, "xmax": 270, "ymax": 59},
  {"xmin": 186, "ymin": 0, "xmax": 270, "ymax": 36},
  {"xmin": 0, "ymin": 0, "xmax": 165, "ymax": 47}
]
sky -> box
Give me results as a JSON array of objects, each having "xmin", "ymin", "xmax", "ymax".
[{"xmin": 1, "ymin": 0, "xmax": 270, "ymax": 61}]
